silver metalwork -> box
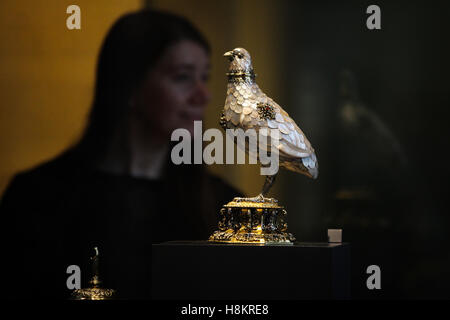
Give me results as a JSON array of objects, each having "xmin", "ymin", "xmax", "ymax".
[
  {"xmin": 220, "ymin": 47, "xmax": 319, "ymax": 193},
  {"xmin": 210, "ymin": 48, "xmax": 320, "ymax": 244}
]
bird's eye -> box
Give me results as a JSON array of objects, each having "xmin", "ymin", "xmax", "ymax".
[{"xmin": 237, "ymin": 53, "xmax": 244, "ymax": 59}]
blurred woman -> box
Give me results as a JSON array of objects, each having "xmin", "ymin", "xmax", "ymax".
[{"xmin": 0, "ymin": 10, "xmax": 241, "ymax": 299}]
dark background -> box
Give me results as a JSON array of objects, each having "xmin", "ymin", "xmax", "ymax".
[{"xmin": 277, "ymin": 0, "xmax": 450, "ymax": 298}]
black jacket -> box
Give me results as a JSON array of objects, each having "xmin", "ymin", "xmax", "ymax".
[{"xmin": 0, "ymin": 151, "xmax": 241, "ymax": 299}]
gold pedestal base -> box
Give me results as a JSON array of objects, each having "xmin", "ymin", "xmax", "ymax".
[
  {"xmin": 209, "ymin": 197, "xmax": 295, "ymax": 245},
  {"xmin": 71, "ymin": 276, "xmax": 116, "ymax": 300}
]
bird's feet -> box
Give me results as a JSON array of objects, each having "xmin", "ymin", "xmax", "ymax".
[{"xmin": 233, "ymin": 194, "xmax": 278, "ymax": 204}]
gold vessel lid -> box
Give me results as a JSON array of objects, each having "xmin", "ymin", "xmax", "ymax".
[{"xmin": 71, "ymin": 247, "xmax": 116, "ymax": 300}]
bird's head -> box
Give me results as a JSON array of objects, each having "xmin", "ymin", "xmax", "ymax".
[{"xmin": 223, "ymin": 48, "xmax": 253, "ymax": 72}]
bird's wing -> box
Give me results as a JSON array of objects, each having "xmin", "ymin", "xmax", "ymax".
[
  {"xmin": 224, "ymin": 86, "xmax": 314, "ymax": 159},
  {"xmin": 259, "ymin": 101, "xmax": 315, "ymax": 159},
  {"xmin": 262, "ymin": 102, "xmax": 319, "ymax": 178}
]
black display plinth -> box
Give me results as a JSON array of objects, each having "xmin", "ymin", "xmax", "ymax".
[{"xmin": 151, "ymin": 241, "xmax": 350, "ymax": 299}]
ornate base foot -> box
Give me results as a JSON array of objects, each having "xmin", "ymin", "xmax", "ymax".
[
  {"xmin": 210, "ymin": 229, "xmax": 295, "ymax": 245},
  {"xmin": 208, "ymin": 197, "xmax": 295, "ymax": 245}
]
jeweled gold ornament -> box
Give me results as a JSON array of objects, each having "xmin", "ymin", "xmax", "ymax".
[
  {"xmin": 209, "ymin": 48, "xmax": 319, "ymax": 244},
  {"xmin": 71, "ymin": 247, "xmax": 115, "ymax": 300}
]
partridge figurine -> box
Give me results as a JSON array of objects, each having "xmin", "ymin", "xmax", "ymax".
[{"xmin": 221, "ymin": 48, "xmax": 318, "ymax": 202}]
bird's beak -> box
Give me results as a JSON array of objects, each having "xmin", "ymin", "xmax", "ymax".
[{"xmin": 223, "ymin": 51, "xmax": 234, "ymax": 59}]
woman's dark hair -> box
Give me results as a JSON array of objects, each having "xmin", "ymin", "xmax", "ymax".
[{"xmin": 73, "ymin": 9, "xmax": 210, "ymax": 161}]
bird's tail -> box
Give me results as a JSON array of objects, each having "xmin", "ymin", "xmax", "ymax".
[{"xmin": 281, "ymin": 154, "xmax": 319, "ymax": 179}]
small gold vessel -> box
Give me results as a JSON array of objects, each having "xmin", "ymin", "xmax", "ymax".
[
  {"xmin": 71, "ymin": 247, "xmax": 116, "ymax": 300},
  {"xmin": 209, "ymin": 198, "xmax": 295, "ymax": 244}
]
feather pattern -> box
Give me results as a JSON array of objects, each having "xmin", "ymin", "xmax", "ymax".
[{"xmin": 222, "ymin": 48, "xmax": 318, "ymax": 179}]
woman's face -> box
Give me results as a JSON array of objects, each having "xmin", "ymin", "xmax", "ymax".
[{"xmin": 132, "ymin": 40, "xmax": 211, "ymax": 139}]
